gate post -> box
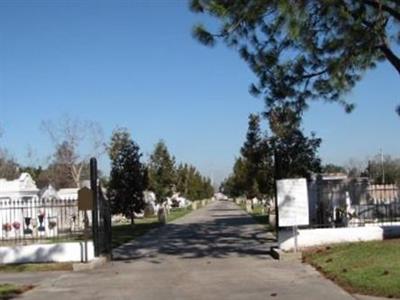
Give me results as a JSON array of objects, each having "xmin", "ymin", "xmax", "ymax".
[
  {"xmin": 90, "ymin": 157, "xmax": 99, "ymax": 257},
  {"xmin": 273, "ymin": 148, "xmax": 280, "ymax": 241}
]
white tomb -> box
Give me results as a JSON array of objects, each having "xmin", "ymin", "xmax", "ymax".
[{"xmin": 0, "ymin": 173, "xmax": 39, "ymax": 201}]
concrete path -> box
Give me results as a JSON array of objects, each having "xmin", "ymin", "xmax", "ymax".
[{"xmin": 18, "ymin": 200, "xmax": 356, "ymax": 300}]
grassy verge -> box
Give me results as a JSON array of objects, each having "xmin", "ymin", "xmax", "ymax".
[
  {"xmin": 303, "ymin": 239, "xmax": 400, "ymax": 298},
  {"xmin": 0, "ymin": 262, "xmax": 72, "ymax": 273},
  {"xmin": 112, "ymin": 207, "xmax": 193, "ymax": 248},
  {"xmin": 168, "ymin": 207, "xmax": 193, "ymax": 222},
  {"xmin": 112, "ymin": 217, "xmax": 160, "ymax": 248},
  {"xmin": 0, "ymin": 283, "xmax": 32, "ymax": 299},
  {"xmin": 239, "ymin": 202, "xmax": 271, "ymax": 228}
]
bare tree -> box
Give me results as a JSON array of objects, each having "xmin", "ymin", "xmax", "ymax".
[
  {"xmin": 345, "ymin": 158, "xmax": 368, "ymax": 179},
  {"xmin": 41, "ymin": 116, "xmax": 106, "ymax": 188},
  {"xmin": 0, "ymin": 126, "xmax": 19, "ymax": 180}
]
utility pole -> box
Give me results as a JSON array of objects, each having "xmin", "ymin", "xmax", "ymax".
[{"xmin": 380, "ymin": 148, "xmax": 385, "ymax": 185}]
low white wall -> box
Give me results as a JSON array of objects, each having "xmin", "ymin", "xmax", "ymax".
[
  {"xmin": 0, "ymin": 241, "xmax": 94, "ymax": 264},
  {"xmin": 279, "ymin": 225, "xmax": 400, "ymax": 251}
]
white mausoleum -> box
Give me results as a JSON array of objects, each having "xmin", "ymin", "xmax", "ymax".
[{"xmin": 0, "ymin": 173, "xmax": 39, "ymax": 201}]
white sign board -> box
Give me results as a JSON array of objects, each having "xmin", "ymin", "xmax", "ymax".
[{"xmin": 277, "ymin": 178, "xmax": 309, "ymax": 227}]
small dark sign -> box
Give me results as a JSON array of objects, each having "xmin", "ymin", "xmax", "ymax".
[{"xmin": 78, "ymin": 187, "xmax": 93, "ymax": 211}]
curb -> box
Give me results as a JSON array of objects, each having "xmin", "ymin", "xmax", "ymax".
[
  {"xmin": 72, "ymin": 256, "xmax": 109, "ymax": 271},
  {"xmin": 270, "ymin": 247, "xmax": 302, "ymax": 261}
]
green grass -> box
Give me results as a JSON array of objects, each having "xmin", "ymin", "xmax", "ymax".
[
  {"xmin": 303, "ymin": 240, "xmax": 400, "ymax": 298},
  {"xmin": 112, "ymin": 207, "xmax": 193, "ymax": 248},
  {"xmin": 239, "ymin": 202, "xmax": 271, "ymax": 228},
  {"xmin": 0, "ymin": 262, "xmax": 72, "ymax": 273},
  {"xmin": 249, "ymin": 205, "xmax": 269, "ymax": 225},
  {"xmin": 0, "ymin": 283, "xmax": 32, "ymax": 299},
  {"xmin": 112, "ymin": 217, "xmax": 161, "ymax": 248},
  {"xmin": 167, "ymin": 207, "xmax": 193, "ymax": 222}
]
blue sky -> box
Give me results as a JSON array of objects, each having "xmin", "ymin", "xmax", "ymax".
[{"xmin": 0, "ymin": 0, "xmax": 399, "ymax": 184}]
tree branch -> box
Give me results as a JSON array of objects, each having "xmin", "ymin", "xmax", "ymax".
[
  {"xmin": 378, "ymin": 43, "xmax": 400, "ymax": 75},
  {"xmin": 362, "ymin": 0, "xmax": 400, "ymax": 22},
  {"xmin": 301, "ymin": 68, "xmax": 328, "ymax": 79}
]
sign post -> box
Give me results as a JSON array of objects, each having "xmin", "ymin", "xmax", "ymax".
[
  {"xmin": 277, "ymin": 178, "xmax": 309, "ymax": 252},
  {"xmin": 293, "ymin": 225, "xmax": 298, "ymax": 253}
]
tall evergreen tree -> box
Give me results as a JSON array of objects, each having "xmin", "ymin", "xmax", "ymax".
[
  {"xmin": 256, "ymin": 132, "xmax": 274, "ymax": 196},
  {"xmin": 148, "ymin": 140, "xmax": 177, "ymax": 203},
  {"xmin": 222, "ymin": 109, "xmax": 320, "ymax": 198},
  {"xmin": 191, "ymin": 0, "xmax": 400, "ymax": 114},
  {"xmin": 269, "ymin": 106, "xmax": 322, "ymax": 179},
  {"xmin": 241, "ymin": 114, "xmax": 275, "ymax": 198},
  {"xmin": 176, "ymin": 163, "xmax": 190, "ymax": 196},
  {"xmin": 176, "ymin": 163, "xmax": 214, "ymax": 200},
  {"xmin": 240, "ymin": 114, "xmax": 263, "ymax": 198},
  {"xmin": 241, "ymin": 114, "xmax": 263, "ymax": 165},
  {"xmin": 107, "ymin": 128, "xmax": 146, "ymax": 224},
  {"xmin": 221, "ymin": 157, "xmax": 248, "ymax": 198}
]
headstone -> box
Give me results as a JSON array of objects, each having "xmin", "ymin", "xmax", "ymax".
[
  {"xmin": 144, "ymin": 203, "xmax": 155, "ymax": 218},
  {"xmin": 158, "ymin": 207, "xmax": 166, "ymax": 224},
  {"xmin": 269, "ymin": 214, "xmax": 276, "ymax": 228},
  {"xmin": 246, "ymin": 199, "xmax": 252, "ymax": 213}
]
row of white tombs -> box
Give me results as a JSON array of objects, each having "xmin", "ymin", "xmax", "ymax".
[{"xmin": 0, "ymin": 173, "xmax": 194, "ymax": 240}]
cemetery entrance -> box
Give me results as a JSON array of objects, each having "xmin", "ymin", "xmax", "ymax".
[{"xmin": 90, "ymin": 157, "xmax": 112, "ymax": 258}]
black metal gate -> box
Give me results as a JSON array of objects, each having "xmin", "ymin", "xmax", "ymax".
[{"xmin": 90, "ymin": 157, "xmax": 112, "ymax": 258}]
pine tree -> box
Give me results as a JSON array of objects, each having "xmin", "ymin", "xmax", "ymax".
[
  {"xmin": 107, "ymin": 128, "xmax": 146, "ymax": 224},
  {"xmin": 222, "ymin": 109, "xmax": 319, "ymax": 198},
  {"xmin": 269, "ymin": 106, "xmax": 322, "ymax": 179},
  {"xmin": 176, "ymin": 163, "xmax": 189, "ymax": 196},
  {"xmin": 176, "ymin": 163, "xmax": 214, "ymax": 200},
  {"xmin": 148, "ymin": 140, "xmax": 177, "ymax": 203},
  {"xmin": 191, "ymin": 0, "xmax": 400, "ymax": 114},
  {"xmin": 241, "ymin": 113, "xmax": 274, "ymax": 198},
  {"xmin": 241, "ymin": 114, "xmax": 263, "ymax": 165},
  {"xmin": 240, "ymin": 114, "xmax": 261, "ymax": 198},
  {"xmin": 256, "ymin": 131, "xmax": 274, "ymax": 196},
  {"xmin": 223, "ymin": 157, "xmax": 248, "ymax": 198}
]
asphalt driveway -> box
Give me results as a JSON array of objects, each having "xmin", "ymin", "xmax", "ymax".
[{"xmin": 18, "ymin": 200, "xmax": 355, "ymax": 300}]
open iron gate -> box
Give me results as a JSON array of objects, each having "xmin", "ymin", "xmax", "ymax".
[{"xmin": 90, "ymin": 158, "xmax": 112, "ymax": 258}]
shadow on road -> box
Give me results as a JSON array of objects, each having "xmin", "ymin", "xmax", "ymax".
[{"xmin": 113, "ymin": 205, "xmax": 275, "ymax": 262}]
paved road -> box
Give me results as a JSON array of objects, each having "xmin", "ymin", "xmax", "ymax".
[{"xmin": 18, "ymin": 200, "xmax": 355, "ymax": 300}]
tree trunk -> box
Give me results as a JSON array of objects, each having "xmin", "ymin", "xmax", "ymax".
[
  {"xmin": 72, "ymin": 164, "xmax": 83, "ymax": 188},
  {"xmin": 130, "ymin": 213, "xmax": 135, "ymax": 225}
]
